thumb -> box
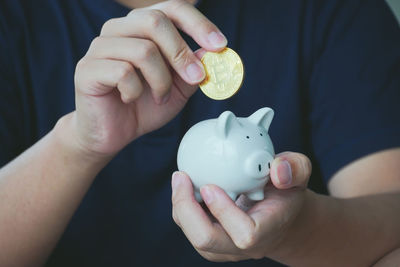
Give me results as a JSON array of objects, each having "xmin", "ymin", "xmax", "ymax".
[
  {"xmin": 171, "ymin": 48, "xmax": 206, "ymax": 101},
  {"xmin": 270, "ymin": 152, "xmax": 312, "ymax": 189}
]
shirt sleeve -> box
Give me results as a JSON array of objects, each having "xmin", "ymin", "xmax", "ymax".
[
  {"xmin": 0, "ymin": 6, "xmax": 27, "ymax": 167},
  {"xmin": 308, "ymin": 0, "xmax": 400, "ymax": 183}
]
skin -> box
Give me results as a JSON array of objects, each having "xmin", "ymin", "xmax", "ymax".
[
  {"xmin": 0, "ymin": 0, "xmax": 399, "ymax": 266},
  {"xmin": 172, "ymin": 150, "xmax": 400, "ymax": 266},
  {"xmin": 0, "ymin": 0, "xmax": 226, "ymax": 266}
]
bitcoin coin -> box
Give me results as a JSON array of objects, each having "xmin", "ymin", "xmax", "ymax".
[{"xmin": 199, "ymin": 47, "xmax": 244, "ymax": 100}]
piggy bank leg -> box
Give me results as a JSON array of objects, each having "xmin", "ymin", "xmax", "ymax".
[
  {"xmin": 246, "ymin": 190, "xmax": 264, "ymax": 201},
  {"xmin": 194, "ymin": 191, "xmax": 203, "ymax": 202}
]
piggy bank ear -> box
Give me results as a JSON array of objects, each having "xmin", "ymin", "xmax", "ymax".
[
  {"xmin": 248, "ymin": 107, "xmax": 274, "ymax": 131},
  {"xmin": 216, "ymin": 111, "xmax": 240, "ymax": 138}
]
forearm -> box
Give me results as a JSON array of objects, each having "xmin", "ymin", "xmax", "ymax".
[
  {"xmin": 0, "ymin": 113, "xmax": 111, "ymax": 267},
  {"xmin": 271, "ymin": 190, "xmax": 400, "ymax": 267}
]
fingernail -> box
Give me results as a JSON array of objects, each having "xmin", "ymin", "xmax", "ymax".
[
  {"xmin": 277, "ymin": 160, "xmax": 292, "ymax": 186},
  {"xmin": 186, "ymin": 62, "xmax": 205, "ymax": 83},
  {"xmin": 172, "ymin": 171, "xmax": 184, "ymax": 191},
  {"xmin": 208, "ymin": 31, "xmax": 227, "ymax": 48},
  {"xmin": 201, "ymin": 186, "xmax": 214, "ymax": 205}
]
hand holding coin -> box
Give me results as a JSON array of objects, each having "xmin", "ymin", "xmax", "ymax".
[{"xmin": 199, "ymin": 48, "xmax": 244, "ymax": 100}]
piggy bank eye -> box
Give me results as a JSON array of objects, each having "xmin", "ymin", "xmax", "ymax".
[
  {"xmin": 246, "ymin": 136, "xmax": 250, "ymax": 139},
  {"xmin": 268, "ymin": 162, "xmax": 271, "ymax": 169},
  {"xmin": 260, "ymin": 133, "xmax": 263, "ymax": 136}
]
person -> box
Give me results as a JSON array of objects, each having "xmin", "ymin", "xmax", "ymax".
[{"xmin": 0, "ymin": 0, "xmax": 399, "ymax": 266}]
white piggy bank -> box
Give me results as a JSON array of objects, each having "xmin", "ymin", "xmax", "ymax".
[{"xmin": 177, "ymin": 107, "xmax": 275, "ymax": 202}]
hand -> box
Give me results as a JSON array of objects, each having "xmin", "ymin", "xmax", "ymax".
[
  {"xmin": 71, "ymin": 0, "xmax": 227, "ymax": 156},
  {"xmin": 171, "ymin": 152, "xmax": 312, "ymax": 262}
]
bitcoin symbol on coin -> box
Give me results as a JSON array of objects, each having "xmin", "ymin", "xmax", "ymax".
[{"xmin": 199, "ymin": 47, "xmax": 244, "ymax": 100}]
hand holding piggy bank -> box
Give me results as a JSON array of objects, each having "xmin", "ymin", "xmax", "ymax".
[{"xmin": 177, "ymin": 107, "xmax": 275, "ymax": 202}]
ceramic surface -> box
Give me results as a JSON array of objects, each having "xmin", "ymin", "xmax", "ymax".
[{"xmin": 177, "ymin": 107, "xmax": 275, "ymax": 202}]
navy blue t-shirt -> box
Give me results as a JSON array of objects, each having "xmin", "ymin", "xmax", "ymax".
[{"xmin": 1, "ymin": 0, "xmax": 400, "ymax": 266}]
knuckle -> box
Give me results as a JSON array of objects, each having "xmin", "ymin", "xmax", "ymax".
[
  {"xmin": 116, "ymin": 62, "xmax": 134, "ymax": 80},
  {"xmin": 146, "ymin": 9, "xmax": 168, "ymax": 29},
  {"xmin": 88, "ymin": 36, "xmax": 102, "ymax": 52},
  {"xmin": 75, "ymin": 58, "xmax": 92, "ymax": 80},
  {"xmin": 100, "ymin": 18, "xmax": 117, "ymax": 35},
  {"xmin": 74, "ymin": 59, "xmax": 99, "ymax": 93},
  {"xmin": 172, "ymin": 44, "xmax": 191, "ymax": 66},
  {"xmin": 75, "ymin": 58, "xmax": 87, "ymax": 72},
  {"xmin": 153, "ymin": 86, "xmax": 169, "ymax": 99},
  {"xmin": 120, "ymin": 89, "xmax": 141, "ymax": 103},
  {"xmin": 153, "ymin": 77, "xmax": 172, "ymax": 96},
  {"xmin": 235, "ymin": 230, "xmax": 257, "ymax": 250},
  {"xmin": 127, "ymin": 9, "xmax": 137, "ymax": 17},
  {"xmin": 74, "ymin": 59, "xmax": 86, "ymax": 85},
  {"xmin": 120, "ymin": 93, "xmax": 133, "ymax": 104},
  {"xmin": 119, "ymin": 75, "xmax": 143, "ymax": 103},
  {"xmin": 137, "ymin": 40, "xmax": 158, "ymax": 62},
  {"xmin": 194, "ymin": 232, "xmax": 217, "ymax": 251}
]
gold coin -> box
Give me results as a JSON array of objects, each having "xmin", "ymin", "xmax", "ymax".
[{"xmin": 199, "ymin": 47, "xmax": 244, "ymax": 100}]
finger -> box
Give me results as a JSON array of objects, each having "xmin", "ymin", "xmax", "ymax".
[
  {"xmin": 150, "ymin": 0, "xmax": 227, "ymax": 50},
  {"xmin": 117, "ymin": 67, "xmax": 143, "ymax": 104},
  {"xmin": 101, "ymin": 10, "xmax": 205, "ymax": 84},
  {"xmin": 270, "ymin": 152, "xmax": 312, "ymax": 189},
  {"xmin": 194, "ymin": 48, "xmax": 207, "ymax": 60},
  {"xmin": 171, "ymin": 172, "xmax": 238, "ymax": 253},
  {"xmin": 87, "ymin": 37, "xmax": 172, "ymax": 104},
  {"xmin": 201, "ymin": 185, "xmax": 259, "ymax": 250},
  {"xmin": 75, "ymin": 58, "xmax": 143, "ymax": 102},
  {"xmin": 167, "ymin": 47, "xmax": 204, "ymax": 101},
  {"xmin": 197, "ymin": 250, "xmax": 246, "ymax": 263}
]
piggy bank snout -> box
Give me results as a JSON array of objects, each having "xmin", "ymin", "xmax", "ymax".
[{"xmin": 244, "ymin": 151, "xmax": 274, "ymax": 178}]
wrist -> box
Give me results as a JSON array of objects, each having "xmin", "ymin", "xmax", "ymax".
[
  {"xmin": 53, "ymin": 112, "xmax": 115, "ymax": 166},
  {"xmin": 267, "ymin": 190, "xmax": 331, "ymax": 265}
]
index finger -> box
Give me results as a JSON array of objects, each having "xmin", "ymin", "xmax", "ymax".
[
  {"xmin": 171, "ymin": 172, "xmax": 238, "ymax": 254},
  {"xmin": 201, "ymin": 185, "xmax": 258, "ymax": 250},
  {"xmin": 150, "ymin": 0, "xmax": 227, "ymax": 51},
  {"xmin": 100, "ymin": 2, "xmax": 226, "ymax": 85}
]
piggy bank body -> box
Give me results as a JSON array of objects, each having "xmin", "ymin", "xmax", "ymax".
[{"xmin": 177, "ymin": 107, "xmax": 275, "ymax": 202}]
